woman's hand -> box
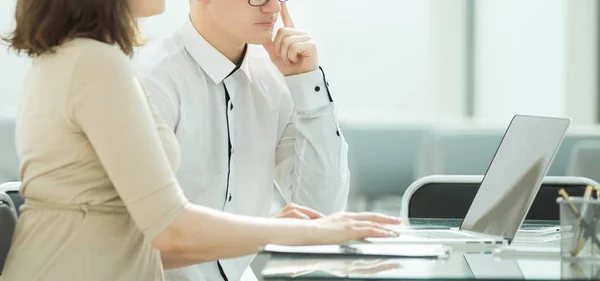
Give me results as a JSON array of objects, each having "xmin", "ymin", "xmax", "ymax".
[{"xmin": 302, "ymin": 212, "xmax": 401, "ymax": 245}]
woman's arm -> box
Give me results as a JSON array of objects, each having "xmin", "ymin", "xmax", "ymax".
[
  {"xmin": 154, "ymin": 203, "xmax": 311, "ymax": 265},
  {"xmin": 154, "ymin": 204, "xmax": 400, "ymax": 268}
]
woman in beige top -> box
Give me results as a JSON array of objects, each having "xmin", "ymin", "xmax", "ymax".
[{"xmin": 0, "ymin": 0, "xmax": 400, "ymax": 280}]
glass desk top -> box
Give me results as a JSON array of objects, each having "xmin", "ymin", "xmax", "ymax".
[
  {"xmin": 407, "ymin": 218, "xmax": 559, "ymax": 229},
  {"xmin": 258, "ymin": 219, "xmax": 600, "ymax": 280}
]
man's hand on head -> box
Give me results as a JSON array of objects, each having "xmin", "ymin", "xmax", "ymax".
[
  {"xmin": 272, "ymin": 202, "xmax": 324, "ymax": 219},
  {"xmin": 263, "ymin": 2, "xmax": 318, "ymax": 76}
]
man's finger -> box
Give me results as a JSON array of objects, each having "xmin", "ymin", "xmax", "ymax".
[
  {"xmin": 289, "ymin": 204, "xmax": 324, "ymax": 219},
  {"xmin": 273, "ymin": 28, "xmax": 307, "ymax": 57},
  {"xmin": 291, "ymin": 209, "xmax": 311, "ymax": 219},
  {"xmin": 280, "ymin": 209, "xmax": 309, "ymax": 219},
  {"xmin": 280, "ymin": 2, "xmax": 295, "ymax": 28},
  {"xmin": 262, "ymin": 40, "xmax": 278, "ymax": 61},
  {"xmin": 286, "ymin": 40, "xmax": 315, "ymax": 63},
  {"xmin": 279, "ymin": 35, "xmax": 312, "ymax": 63},
  {"xmin": 273, "ymin": 208, "xmax": 310, "ymax": 219}
]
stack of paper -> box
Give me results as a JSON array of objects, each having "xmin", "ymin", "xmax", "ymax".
[{"xmin": 262, "ymin": 243, "xmax": 450, "ymax": 259}]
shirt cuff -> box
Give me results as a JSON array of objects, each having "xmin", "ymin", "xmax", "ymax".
[{"xmin": 285, "ymin": 68, "xmax": 331, "ymax": 112}]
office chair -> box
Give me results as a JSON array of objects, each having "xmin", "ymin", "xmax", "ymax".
[
  {"xmin": 341, "ymin": 122, "xmax": 431, "ymax": 208},
  {"xmin": 0, "ymin": 190, "xmax": 17, "ymax": 275},
  {"xmin": 0, "ymin": 117, "xmax": 19, "ymax": 183},
  {"xmin": 566, "ymin": 140, "xmax": 600, "ymax": 183},
  {"xmin": 400, "ymin": 175, "xmax": 599, "ymax": 225},
  {"xmin": 414, "ymin": 127, "xmax": 600, "ymax": 179},
  {"xmin": 0, "ymin": 182, "xmax": 22, "ymax": 217},
  {"xmin": 548, "ymin": 134, "xmax": 600, "ymax": 176},
  {"xmin": 414, "ymin": 128, "xmax": 504, "ymax": 179}
]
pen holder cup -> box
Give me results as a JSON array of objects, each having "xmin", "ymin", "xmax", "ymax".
[{"xmin": 558, "ymin": 197, "xmax": 600, "ymax": 261}]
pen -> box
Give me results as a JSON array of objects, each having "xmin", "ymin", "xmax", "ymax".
[
  {"xmin": 559, "ymin": 189, "xmax": 580, "ymax": 217},
  {"xmin": 570, "ymin": 263, "xmax": 586, "ymax": 279},
  {"xmin": 572, "ymin": 186, "xmax": 593, "ymax": 254},
  {"xmin": 558, "ymin": 189, "xmax": 586, "ymax": 256},
  {"xmin": 581, "ymin": 185, "xmax": 594, "ymax": 214},
  {"xmin": 560, "ymin": 188, "xmax": 600, "ymax": 256},
  {"xmin": 573, "ymin": 219, "xmax": 600, "ymax": 256}
]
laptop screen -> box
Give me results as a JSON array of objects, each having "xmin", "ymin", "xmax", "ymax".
[{"xmin": 460, "ymin": 115, "xmax": 570, "ymax": 241}]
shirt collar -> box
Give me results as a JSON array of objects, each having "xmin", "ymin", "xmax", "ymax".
[{"xmin": 180, "ymin": 17, "xmax": 252, "ymax": 84}]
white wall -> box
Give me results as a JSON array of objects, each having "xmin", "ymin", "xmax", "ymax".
[
  {"xmin": 474, "ymin": 0, "xmax": 597, "ymax": 124},
  {"xmin": 0, "ymin": 0, "xmax": 27, "ymax": 115},
  {"xmin": 1, "ymin": 0, "xmax": 596, "ymax": 124},
  {"xmin": 287, "ymin": 0, "xmax": 467, "ymax": 124},
  {"xmin": 565, "ymin": 0, "xmax": 597, "ymax": 124},
  {"xmin": 0, "ymin": 0, "xmax": 468, "ymax": 124},
  {"xmin": 138, "ymin": 0, "xmax": 189, "ymax": 41},
  {"xmin": 475, "ymin": 0, "xmax": 566, "ymax": 121}
]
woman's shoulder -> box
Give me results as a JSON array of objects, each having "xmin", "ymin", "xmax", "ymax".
[
  {"xmin": 62, "ymin": 37, "xmax": 123, "ymax": 53},
  {"xmin": 65, "ymin": 38, "xmax": 129, "ymax": 65},
  {"xmin": 55, "ymin": 38, "xmax": 133, "ymax": 80}
]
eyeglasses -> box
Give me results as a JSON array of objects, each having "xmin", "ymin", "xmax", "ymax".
[{"xmin": 248, "ymin": 0, "xmax": 288, "ymax": 7}]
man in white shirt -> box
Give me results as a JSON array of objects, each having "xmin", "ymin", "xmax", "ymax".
[{"xmin": 135, "ymin": 0, "xmax": 350, "ymax": 280}]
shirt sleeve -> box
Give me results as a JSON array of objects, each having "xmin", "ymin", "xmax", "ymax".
[
  {"xmin": 67, "ymin": 44, "xmax": 188, "ymax": 241},
  {"xmin": 274, "ymin": 68, "xmax": 350, "ymax": 215},
  {"xmin": 136, "ymin": 68, "xmax": 180, "ymax": 131}
]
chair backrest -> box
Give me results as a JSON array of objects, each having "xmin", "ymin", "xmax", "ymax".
[
  {"xmin": 414, "ymin": 128, "xmax": 504, "ymax": 178},
  {"xmin": 549, "ymin": 134, "xmax": 600, "ymax": 176},
  {"xmin": 341, "ymin": 122, "xmax": 431, "ymax": 199},
  {"xmin": 415, "ymin": 128, "xmax": 600, "ymax": 179},
  {"xmin": 0, "ymin": 182, "xmax": 21, "ymax": 217},
  {"xmin": 0, "ymin": 117, "xmax": 19, "ymax": 183},
  {"xmin": 400, "ymin": 175, "xmax": 599, "ymax": 225},
  {"xmin": 0, "ymin": 191, "xmax": 17, "ymax": 275},
  {"xmin": 566, "ymin": 140, "xmax": 600, "ymax": 183}
]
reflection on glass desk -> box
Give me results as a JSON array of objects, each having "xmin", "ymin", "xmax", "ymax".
[
  {"xmin": 258, "ymin": 219, "xmax": 600, "ymax": 280},
  {"xmin": 407, "ymin": 218, "xmax": 560, "ymax": 229},
  {"xmin": 260, "ymin": 254, "xmax": 600, "ymax": 280}
]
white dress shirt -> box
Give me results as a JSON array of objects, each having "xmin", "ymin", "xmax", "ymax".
[{"xmin": 134, "ymin": 18, "xmax": 350, "ymax": 281}]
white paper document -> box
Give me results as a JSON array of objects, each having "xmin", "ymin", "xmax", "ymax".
[{"xmin": 262, "ymin": 243, "xmax": 450, "ymax": 258}]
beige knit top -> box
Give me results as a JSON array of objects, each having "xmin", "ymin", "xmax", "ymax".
[{"xmin": 1, "ymin": 38, "xmax": 189, "ymax": 281}]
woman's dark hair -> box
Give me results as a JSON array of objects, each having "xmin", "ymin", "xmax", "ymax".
[{"xmin": 2, "ymin": 0, "xmax": 142, "ymax": 57}]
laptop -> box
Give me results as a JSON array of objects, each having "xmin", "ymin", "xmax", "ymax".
[{"xmin": 368, "ymin": 115, "xmax": 571, "ymax": 247}]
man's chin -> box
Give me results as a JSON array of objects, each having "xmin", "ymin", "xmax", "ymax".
[{"xmin": 245, "ymin": 32, "xmax": 275, "ymax": 45}]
